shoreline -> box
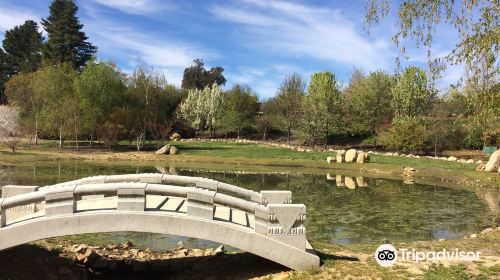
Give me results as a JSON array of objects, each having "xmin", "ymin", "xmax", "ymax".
[
  {"xmin": 0, "ymin": 141, "xmax": 498, "ymax": 190},
  {"xmin": 0, "ymin": 229, "xmax": 499, "ymax": 279}
]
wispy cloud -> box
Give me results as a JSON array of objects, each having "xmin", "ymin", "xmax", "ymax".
[
  {"xmin": 91, "ymin": 0, "xmax": 174, "ymax": 16},
  {"xmin": 83, "ymin": 14, "xmax": 215, "ymax": 86},
  {"xmin": 210, "ymin": 0, "xmax": 393, "ymax": 71},
  {"xmin": 0, "ymin": 6, "xmax": 40, "ymax": 32}
]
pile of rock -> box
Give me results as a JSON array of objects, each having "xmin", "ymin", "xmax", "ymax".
[
  {"xmin": 476, "ymin": 150, "xmax": 500, "ymax": 173},
  {"xmin": 155, "ymin": 144, "xmax": 179, "ymax": 155},
  {"xmin": 327, "ymin": 149, "xmax": 370, "ymax": 164},
  {"xmin": 68, "ymin": 241, "xmax": 225, "ymax": 272}
]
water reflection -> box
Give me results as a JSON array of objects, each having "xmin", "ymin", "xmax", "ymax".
[
  {"xmin": 326, "ymin": 174, "xmax": 369, "ymax": 189},
  {"xmin": 0, "ymin": 161, "xmax": 498, "ymax": 246}
]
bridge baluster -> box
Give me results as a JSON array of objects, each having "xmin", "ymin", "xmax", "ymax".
[
  {"xmin": 0, "ymin": 198, "xmax": 5, "ymax": 228},
  {"xmin": 117, "ymin": 185, "xmax": 146, "ymax": 211},
  {"xmin": 187, "ymin": 188, "xmax": 215, "ymax": 219},
  {"xmin": 45, "ymin": 187, "xmax": 76, "ymax": 217}
]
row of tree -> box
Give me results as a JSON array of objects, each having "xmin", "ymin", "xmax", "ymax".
[{"xmin": 1, "ymin": 0, "xmax": 498, "ymax": 154}]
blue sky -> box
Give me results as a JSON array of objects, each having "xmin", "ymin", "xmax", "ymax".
[{"xmin": 0, "ymin": 0, "xmax": 464, "ymax": 99}]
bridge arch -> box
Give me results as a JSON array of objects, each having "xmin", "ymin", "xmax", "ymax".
[{"xmin": 0, "ymin": 174, "xmax": 319, "ymax": 271}]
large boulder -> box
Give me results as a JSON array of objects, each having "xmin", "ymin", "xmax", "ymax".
[
  {"xmin": 169, "ymin": 132, "xmax": 182, "ymax": 141},
  {"xmin": 155, "ymin": 145, "xmax": 171, "ymax": 155},
  {"xmin": 447, "ymin": 156, "xmax": 457, "ymax": 162},
  {"xmin": 356, "ymin": 152, "xmax": 370, "ymax": 163},
  {"xmin": 326, "ymin": 156, "xmax": 335, "ymax": 164},
  {"xmin": 169, "ymin": 146, "xmax": 179, "ymax": 155},
  {"xmin": 476, "ymin": 164, "xmax": 486, "ymax": 171},
  {"xmin": 345, "ymin": 149, "xmax": 357, "ymax": 163},
  {"xmin": 484, "ymin": 150, "xmax": 500, "ymax": 172},
  {"xmin": 336, "ymin": 150, "xmax": 346, "ymax": 163}
]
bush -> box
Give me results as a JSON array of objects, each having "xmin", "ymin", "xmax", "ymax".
[{"xmin": 378, "ymin": 117, "xmax": 427, "ymax": 153}]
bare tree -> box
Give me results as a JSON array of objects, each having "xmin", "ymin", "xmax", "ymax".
[{"xmin": 0, "ymin": 106, "xmax": 20, "ymax": 152}]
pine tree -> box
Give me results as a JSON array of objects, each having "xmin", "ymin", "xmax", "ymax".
[
  {"xmin": 2, "ymin": 20, "xmax": 43, "ymax": 73},
  {"xmin": 41, "ymin": 0, "xmax": 96, "ymax": 70},
  {"xmin": 0, "ymin": 49, "xmax": 11, "ymax": 104}
]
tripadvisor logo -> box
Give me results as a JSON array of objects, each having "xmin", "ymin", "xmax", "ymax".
[
  {"xmin": 375, "ymin": 244, "xmax": 482, "ymax": 267},
  {"xmin": 375, "ymin": 244, "xmax": 397, "ymax": 267}
]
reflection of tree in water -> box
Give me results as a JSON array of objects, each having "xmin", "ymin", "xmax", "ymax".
[
  {"xmin": 180, "ymin": 169, "xmax": 489, "ymax": 244},
  {"xmin": 0, "ymin": 162, "xmax": 494, "ymax": 245}
]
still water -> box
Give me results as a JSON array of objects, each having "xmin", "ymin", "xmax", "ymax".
[{"xmin": 0, "ymin": 161, "xmax": 496, "ymax": 250}]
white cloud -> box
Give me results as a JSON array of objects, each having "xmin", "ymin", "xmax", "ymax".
[
  {"xmin": 84, "ymin": 19, "xmax": 214, "ymax": 86},
  {"xmin": 225, "ymin": 64, "xmax": 304, "ymax": 99},
  {"xmin": 0, "ymin": 7, "xmax": 40, "ymax": 32},
  {"xmin": 91, "ymin": 0, "xmax": 173, "ymax": 15},
  {"xmin": 210, "ymin": 0, "xmax": 393, "ymax": 71}
]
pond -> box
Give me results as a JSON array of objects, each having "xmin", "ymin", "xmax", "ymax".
[{"xmin": 0, "ymin": 161, "xmax": 497, "ymax": 250}]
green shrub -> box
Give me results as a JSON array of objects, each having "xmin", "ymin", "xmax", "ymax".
[{"xmin": 378, "ymin": 117, "xmax": 427, "ymax": 153}]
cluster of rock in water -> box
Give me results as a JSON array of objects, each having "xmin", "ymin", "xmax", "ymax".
[
  {"xmin": 326, "ymin": 149, "xmax": 370, "ymax": 164},
  {"xmin": 62, "ymin": 241, "xmax": 224, "ymax": 272}
]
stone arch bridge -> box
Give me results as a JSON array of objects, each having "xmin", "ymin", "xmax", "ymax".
[{"xmin": 0, "ymin": 174, "xmax": 319, "ymax": 271}]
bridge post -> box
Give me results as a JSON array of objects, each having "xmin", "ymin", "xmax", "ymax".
[
  {"xmin": 263, "ymin": 204, "xmax": 307, "ymax": 250},
  {"xmin": 0, "ymin": 198, "xmax": 5, "ymax": 228},
  {"xmin": 187, "ymin": 188, "xmax": 215, "ymax": 219},
  {"xmin": 45, "ymin": 188, "xmax": 76, "ymax": 217},
  {"xmin": 117, "ymin": 186, "xmax": 146, "ymax": 211}
]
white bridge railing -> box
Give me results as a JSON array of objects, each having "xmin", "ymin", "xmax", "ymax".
[{"xmin": 1, "ymin": 174, "xmax": 307, "ymax": 250}]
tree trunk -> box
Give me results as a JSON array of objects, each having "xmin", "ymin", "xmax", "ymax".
[
  {"xmin": 287, "ymin": 125, "xmax": 291, "ymax": 144},
  {"xmin": 263, "ymin": 127, "xmax": 267, "ymax": 141},
  {"xmin": 59, "ymin": 129, "xmax": 63, "ymax": 148},
  {"xmin": 434, "ymin": 140, "xmax": 437, "ymax": 157},
  {"xmin": 75, "ymin": 115, "xmax": 79, "ymax": 152},
  {"xmin": 237, "ymin": 129, "xmax": 240, "ymax": 139},
  {"xmin": 34, "ymin": 118, "xmax": 38, "ymax": 145},
  {"xmin": 90, "ymin": 126, "xmax": 94, "ymax": 148}
]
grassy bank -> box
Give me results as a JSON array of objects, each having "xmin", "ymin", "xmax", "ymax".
[{"xmin": 0, "ymin": 140, "xmax": 498, "ymax": 189}]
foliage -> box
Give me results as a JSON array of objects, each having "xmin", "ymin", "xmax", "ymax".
[
  {"xmin": 392, "ymin": 66, "xmax": 433, "ymax": 120},
  {"xmin": 466, "ymin": 82, "xmax": 500, "ymax": 146},
  {"xmin": 181, "ymin": 59, "xmax": 226, "ymax": 90},
  {"xmin": 127, "ymin": 66, "xmax": 182, "ymax": 150},
  {"xmin": 35, "ymin": 64, "xmax": 78, "ymax": 147},
  {"xmin": 4, "ymin": 71, "xmax": 44, "ymax": 144},
  {"xmin": 74, "ymin": 60, "xmax": 126, "ymax": 145},
  {"xmin": 276, "ymin": 73, "xmax": 306, "ymax": 143},
  {"xmin": 256, "ymin": 98, "xmax": 280, "ymax": 141},
  {"xmin": 346, "ymin": 70, "xmax": 395, "ymax": 138},
  {"xmin": 365, "ymin": 0, "xmax": 499, "ymax": 82},
  {"xmin": 2, "ymin": 20, "xmax": 43, "ymax": 74},
  {"xmin": 41, "ymin": 0, "xmax": 96, "ymax": 70},
  {"xmin": 220, "ymin": 84, "xmax": 259, "ymax": 138},
  {"xmin": 378, "ymin": 117, "xmax": 428, "ymax": 153},
  {"xmin": 301, "ymin": 71, "xmax": 341, "ymax": 147},
  {"xmin": 0, "ymin": 49, "xmax": 10, "ymax": 104},
  {"xmin": 179, "ymin": 83, "xmax": 224, "ymax": 136}
]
